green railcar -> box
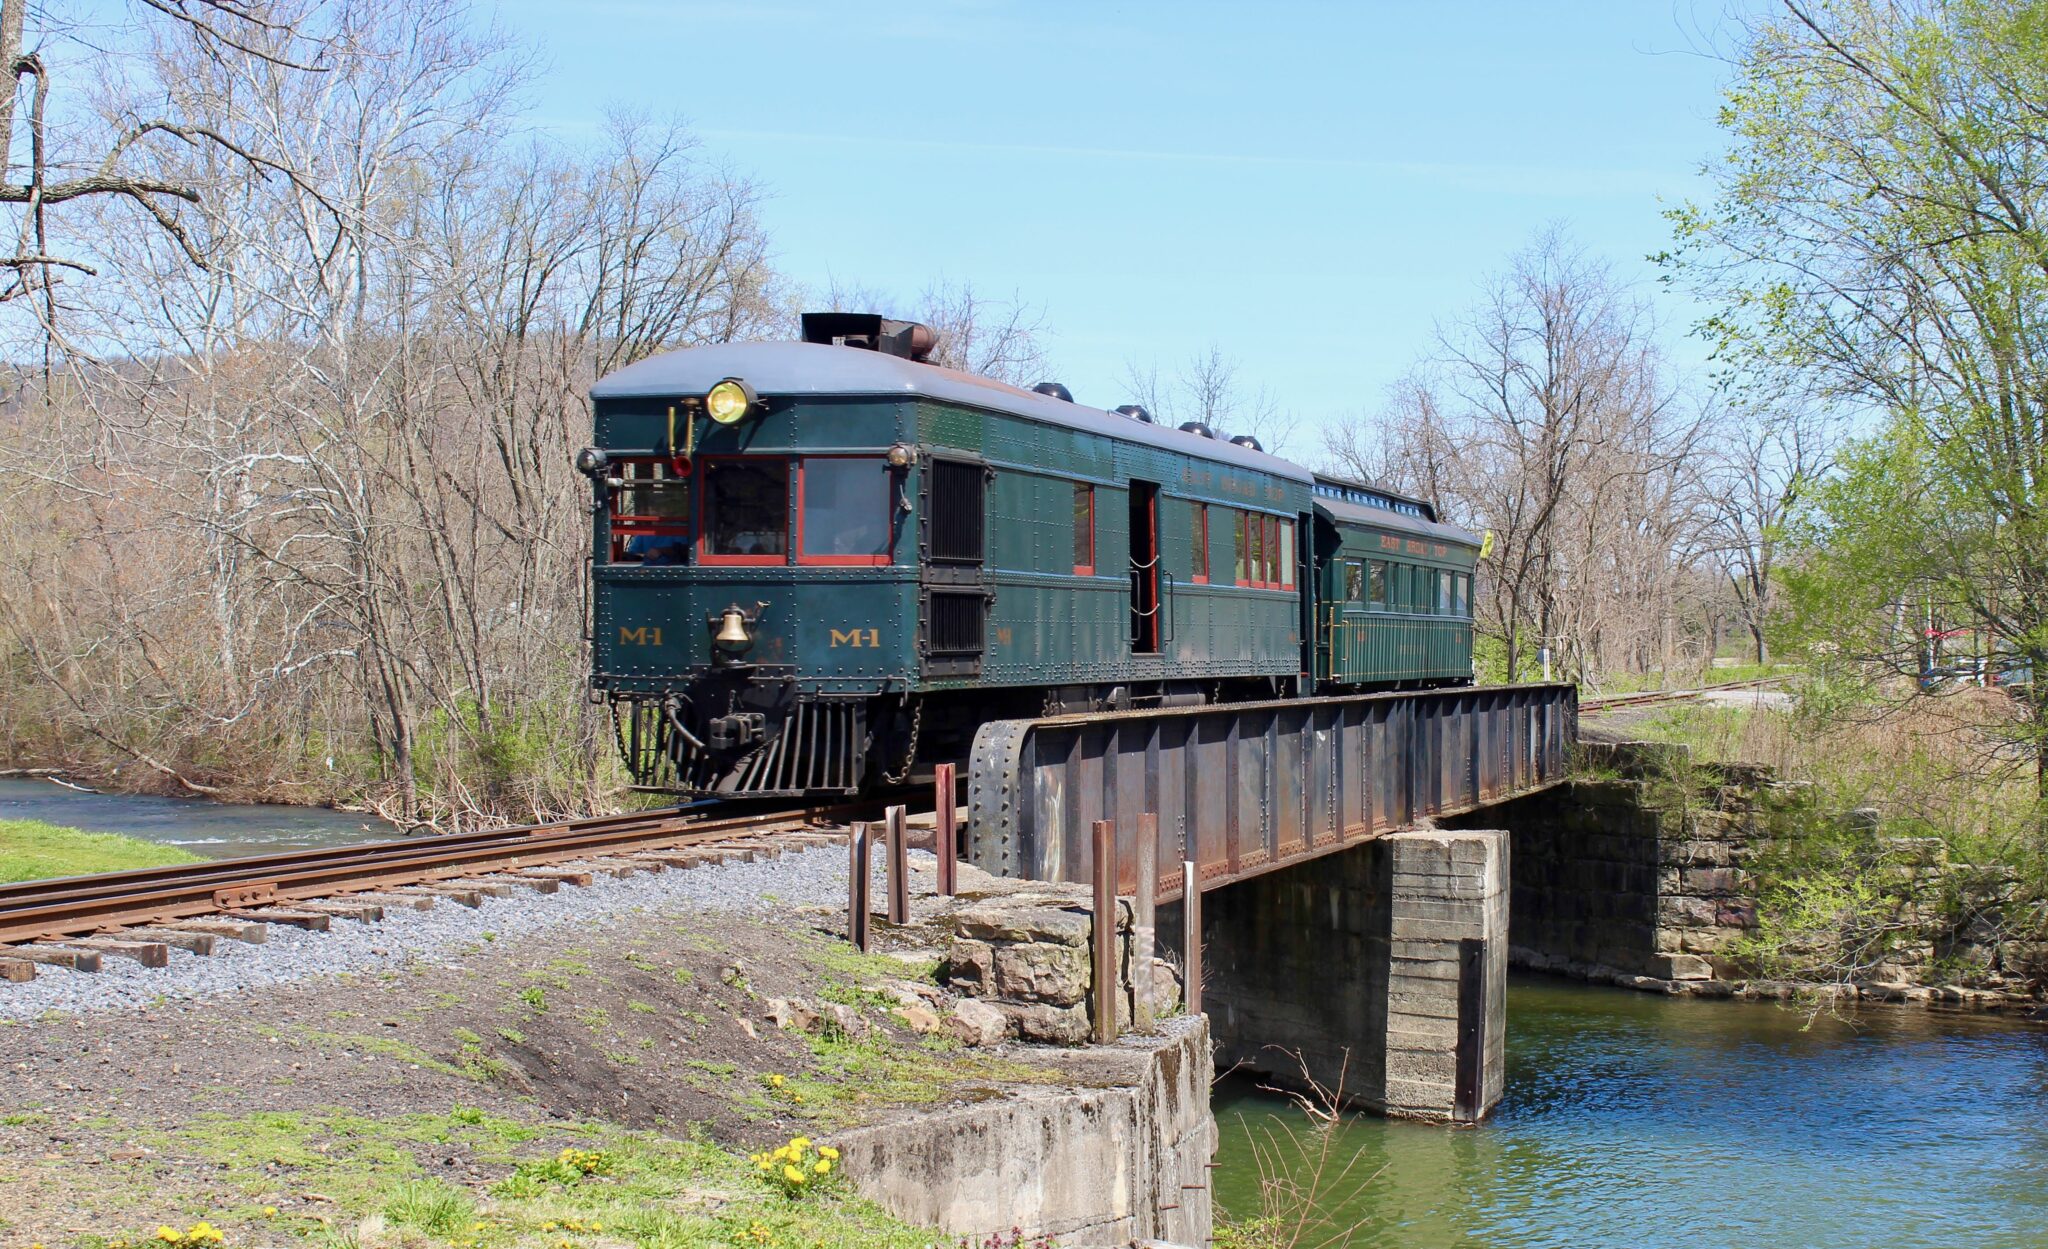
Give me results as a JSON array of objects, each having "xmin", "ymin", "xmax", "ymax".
[{"xmin": 582, "ymin": 314, "xmax": 1477, "ymax": 797}]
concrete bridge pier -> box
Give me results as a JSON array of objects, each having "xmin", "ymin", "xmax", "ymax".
[{"xmin": 1197, "ymin": 828, "xmax": 1509, "ymax": 1122}]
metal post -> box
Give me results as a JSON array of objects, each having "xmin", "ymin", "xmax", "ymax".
[
  {"xmin": 934, "ymin": 762, "xmax": 957, "ymax": 897},
  {"xmin": 885, "ymin": 804, "xmax": 909, "ymax": 925},
  {"xmin": 1091, "ymin": 819, "xmax": 1119, "ymax": 1044},
  {"xmin": 1134, "ymin": 812, "xmax": 1158, "ymax": 1032},
  {"xmin": 1181, "ymin": 859, "xmax": 1201, "ymax": 1016},
  {"xmin": 847, "ymin": 822, "xmax": 871, "ymax": 953}
]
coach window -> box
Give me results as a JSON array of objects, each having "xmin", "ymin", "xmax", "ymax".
[
  {"xmin": 1438, "ymin": 571, "xmax": 1454, "ymax": 616},
  {"xmin": 1191, "ymin": 503, "xmax": 1210, "ymax": 584},
  {"xmin": 799, "ymin": 457, "xmax": 890, "ymax": 565},
  {"xmin": 1073, "ymin": 484, "xmax": 1095, "ymax": 575},
  {"xmin": 608, "ymin": 457, "xmax": 690, "ymax": 565},
  {"xmin": 1457, "ymin": 573, "xmax": 1471, "ymax": 616},
  {"xmin": 1343, "ymin": 560, "xmax": 1364, "ymax": 602},
  {"xmin": 1244, "ymin": 513, "xmax": 1265, "ymax": 587},
  {"xmin": 1233, "ymin": 512, "xmax": 1248, "ymax": 584},
  {"xmin": 699, "ymin": 457, "xmax": 789, "ymax": 563},
  {"xmin": 1279, "ymin": 520, "xmax": 1295, "ymax": 590},
  {"xmin": 1368, "ymin": 560, "xmax": 1388, "ymax": 609}
]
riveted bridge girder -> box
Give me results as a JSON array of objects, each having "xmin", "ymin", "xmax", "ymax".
[{"xmin": 965, "ymin": 684, "xmax": 1577, "ymax": 895}]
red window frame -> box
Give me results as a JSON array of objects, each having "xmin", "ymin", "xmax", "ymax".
[
  {"xmin": 1191, "ymin": 503, "xmax": 1209, "ymax": 584},
  {"xmin": 794, "ymin": 455, "xmax": 892, "ymax": 567},
  {"xmin": 1262, "ymin": 515, "xmax": 1279, "ymax": 586},
  {"xmin": 695, "ymin": 455, "xmax": 790, "ymax": 567},
  {"xmin": 606, "ymin": 456, "xmax": 692, "ymax": 565},
  {"xmin": 1235, "ymin": 510, "xmax": 1294, "ymax": 590},
  {"xmin": 1074, "ymin": 484, "xmax": 1096, "ymax": 576}
]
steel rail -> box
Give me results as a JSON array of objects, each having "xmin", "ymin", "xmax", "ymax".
[
  {"xmin": 1580, "ymin": 675, "xmax": 1784, "ymax": 714},
  {"xmin": 0, "ymin": 798, "xmax": 880, "ymax": 946}
]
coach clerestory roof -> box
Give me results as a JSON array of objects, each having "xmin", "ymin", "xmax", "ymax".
[
  {"xmin": 1314, "ymin": 494, "xmax": 1482, "ymax": 549},
  {"xmin": 590, "ymin": 339, "xmax": 1316, "ymax": 484}
]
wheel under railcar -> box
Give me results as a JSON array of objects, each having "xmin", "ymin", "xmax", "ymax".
[{"xmin": 581, "ymin": 313, "xmax": 1479, "ymax": 798}]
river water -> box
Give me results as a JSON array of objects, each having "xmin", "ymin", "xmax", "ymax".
[
  {"xmin": 0, "ymin": 777, "xmax": 391, "ymax": 858},
  {"xmin": 1214, "ymin": 974, "xmax": 2048, "ymax": 1249}
]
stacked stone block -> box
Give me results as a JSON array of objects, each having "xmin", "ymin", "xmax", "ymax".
[
  {"xmin": 1203, "ymin": 829, "xmax": 1510, "ymax": 1123},
  {"xmin": 941, "ymin": 886, "xmax": 1178, "ymax": 1043}
]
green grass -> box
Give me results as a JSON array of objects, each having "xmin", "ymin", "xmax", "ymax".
[
  {"xmin": 75, "ymin": 1106, "xmax": 940, "ymax": 1248},
  {"xmin": 0, "ymin": 817, "xmax": 205, "ymax": 883}
]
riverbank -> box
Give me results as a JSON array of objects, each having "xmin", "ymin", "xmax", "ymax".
[
  {"xmin": 0, "ymin": 777, "xmax": 395, "ymax": 866},
  {"xmin": 0, "ymin": 835, "xmax": 1214, "ymax": 1247},
  {"xmin": 0, "ymin": 817, "xmax": 203, "ymax": 883}
]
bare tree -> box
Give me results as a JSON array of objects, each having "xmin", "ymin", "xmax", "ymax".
[
  {"xmin": 1119, "ymin": 344, "xmax": 1299, "ymax": 454},
  {"xmin": 1701, "ymin": 399, "xmax": 1841, "ymax": 665}
]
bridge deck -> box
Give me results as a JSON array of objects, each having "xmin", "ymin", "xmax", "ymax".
[{"xmin": 966, "ymin": 683, "xmax": 1577, "ymax": 896}]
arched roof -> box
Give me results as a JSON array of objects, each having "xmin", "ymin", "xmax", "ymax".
[{"xmin": 591, "ymin": 340, "xmax": 1314, "ymax": 484}]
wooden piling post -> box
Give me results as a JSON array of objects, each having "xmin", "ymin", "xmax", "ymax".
[
  {"xmin": 1134, "ymin": 812, "xmax": 1158, "ymax": 1032},
  {"xmin": 847, "ymin": 822, "xmax": 871, "ymax": 953},
  {"xmin": 885, "ymin": 804, "xmax": 910, "ymax": 925},
  {"xmin": 1092, "ymin": 819, "xmax": 1119, "ymax": 1044},
  {"xmin": 1182, "ymin": 859, "xmax": 1202, "ymax": 1016},
  {"xmin": 934, "ymin": 762, "xmax": 958, "ymax": 897}
]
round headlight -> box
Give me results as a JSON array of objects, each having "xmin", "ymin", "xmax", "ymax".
[
  {"xmin": 574, "ymin": 447, "xmax": 608, "ymax": 476},
  {"xmin": 705, "ymin": 377, "xmax": 757, "ymax": 425}
]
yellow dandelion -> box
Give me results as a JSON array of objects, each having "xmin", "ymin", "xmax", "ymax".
[
  {"xmin": 791, "ymin": 1135, "xmax": 811, "ymax": 1149},
  {"xmin": 814, "ymin": 1158, "xmax": 832, "ymax": 1174},
  {"xmin": 262, "ymin": 1205, "xmax": 279, "ymax": 1217},
  {"xmin": 783, "ymin": 1163, "xmax": 805, "ymax": 1183},
  {"xmin": 155, "ymin": 1229, "xmax": 180, "ymax": 1245},
  {"xmin": 768, "ymin": 1074, "xmax": 785, "ymax": 1087},
  {"xmin": 818, "ymin": 1146, "xmax": 839, "ymax": 1159}
]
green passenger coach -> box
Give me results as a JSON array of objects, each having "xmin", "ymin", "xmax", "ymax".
[{"xmin": 581, "ymin": 314, "xmax": 1479, "ymax": 798}]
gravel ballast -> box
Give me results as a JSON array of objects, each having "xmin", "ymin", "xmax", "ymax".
[{"xmin": 0, "ymin": 843, "xmax": 906, "ymax": 1020}]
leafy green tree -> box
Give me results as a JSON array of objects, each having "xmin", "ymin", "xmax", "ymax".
[{"xmin": 1664, "ymin": 0, "xmax": 2048, "ymax": 801}]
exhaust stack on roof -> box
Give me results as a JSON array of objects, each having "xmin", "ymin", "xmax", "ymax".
[{"xmin": 800, "ymin": 312, "xmax": 937, "ymax": 362}]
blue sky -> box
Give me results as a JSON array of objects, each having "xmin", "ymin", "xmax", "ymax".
[{"xmin": 504, "ymin": 1, "xmax": 1743, "ymax": 450}]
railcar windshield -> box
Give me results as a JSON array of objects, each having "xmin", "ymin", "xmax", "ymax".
[
  {"xmin": 701, "ymin": 458, "xmax": 789, "ymax": 562},
  {"xmin": 608, "ymin": 458, "xmax": 691, "ymax": 565}
]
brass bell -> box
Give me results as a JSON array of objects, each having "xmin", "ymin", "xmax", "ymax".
[{"xmin": 713, "ymin": 606, "xmax": 752, "ymax": 652}]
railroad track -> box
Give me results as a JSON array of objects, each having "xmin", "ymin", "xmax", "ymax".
[
  {"xmin": 1579, "ymin": 675, "xmax": 1786, "ymax": 715},
  {"xmin": 0, "ymin": 798, "xmax": 888, "ymax": 984}
]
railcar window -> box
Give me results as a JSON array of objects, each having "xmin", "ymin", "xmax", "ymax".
[
  {"xmin": 1073, "ymin": 484, "xmax": 1095, "ymax": 575},
  {"xmin": 1279, "ymin": 520, "xmax": 1295, "ymax": 590},
  {"xmin": 1369, "ymin": 560, "xmax": 1388, "ymax": 608},
  {"xmin": 1246, "ymin": 514, "xmax": 1265, "ymax": 587},
  {"xmin": 700, "ymin": 458, "xmax": 789, "ymax": 561},
  {"xmin": 799, "ymin": 457, "xmax": 890, "ymax": 563},
  {"xmin": 608, "ymin": 458, "xmax": 691, "ymax": 565},
  {"xmin": 1192, "ymin": 504, "xmax": 1210, "ymax": 583},
  {"xmin": 1457, "ymin": 573, "xmax": 1471, "ymax": 616},
  {"xmin": 1343, "ymin": 560, "xmax": 1364, "ymax": 602},
  {"xmin": 1233, "ymin": 512, "xmax": 1248, "ymax": 584},
  {"xmin": 1439, "ymin": 571, "xmax": 1454, "ymax": 616}
]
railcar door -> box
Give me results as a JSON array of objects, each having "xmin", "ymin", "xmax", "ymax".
[{"xmin": 1128, "ymin": 480, "xmax": 1161, "ymax": 654}]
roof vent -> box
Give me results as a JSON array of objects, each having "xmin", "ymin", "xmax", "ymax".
[
  {"xmin": 1032, "ymin": 381, "xmax": 1074, "ymax": 402},
  {"xmin": 800, "ymin": 312, "xmax": 936, "ymax": 362},
  {"xmin": 1114, "ymin": 404, "xmax": 1155, "ymax": 424},
  {"xmin": 1178, "ymin": 421, "xmax": 1216, "ymax": 439},
  {"xmin": 1229, "ymin": 434, "xmax": 1264, "ymax": 452}
]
